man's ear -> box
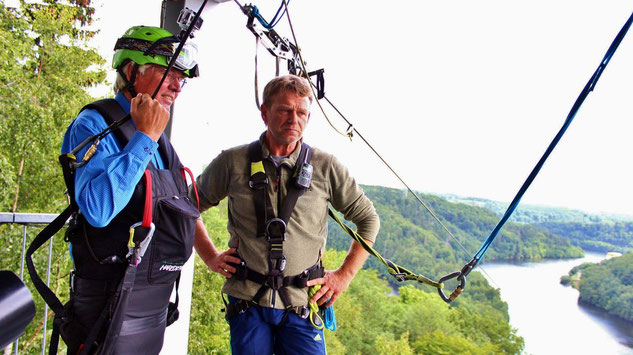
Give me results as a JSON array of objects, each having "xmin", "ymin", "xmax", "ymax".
[
  {"xmin": 261, "ymin": 104, "xmax": 269, "ymax": 125},
  {"xmin": 124, "ymin": 62, "xmax": 134, "ymax": 81}
]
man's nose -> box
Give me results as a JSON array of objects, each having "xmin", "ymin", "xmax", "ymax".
[{"xmin": 167, "ymin": 77, "xmax": 182, "ymax": 92}]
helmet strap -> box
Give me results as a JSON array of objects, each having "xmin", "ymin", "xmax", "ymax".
[{"xmin": 118, "ymin": 62, "xmax": 139, "ymax": 97}]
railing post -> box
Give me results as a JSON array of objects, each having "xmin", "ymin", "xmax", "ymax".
[
  {"xmin": 12, "ymin": 225, "xmax": 29, "ymax": 355},
  {"xmin": 40, "ymin": 238, "xmax": 54, "ymax": 355}
]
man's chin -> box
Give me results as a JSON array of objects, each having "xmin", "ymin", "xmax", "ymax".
[{"xmin": 159, "ymin": 101, "xmax": 173, "ymax": 111}]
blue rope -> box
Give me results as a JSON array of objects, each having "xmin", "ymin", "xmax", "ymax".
[
  {"xmin": 324, "ymin": 305, "xmax": 337, "ymax": 331},
  {"xmin": 470, "ymin": 12, "xmax": 633, "ymax": 266},
  {"xmin": 251, "ymin": 1, "xmax": 290, "ymax": 30},
  {"xmin": 268, "ymin": 0, "xmax": 289, "ymax": 29}
]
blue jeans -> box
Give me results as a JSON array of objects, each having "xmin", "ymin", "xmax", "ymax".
[{"xmin": 227, "ymin": 297, "xmax": 326, "ymax": 355}]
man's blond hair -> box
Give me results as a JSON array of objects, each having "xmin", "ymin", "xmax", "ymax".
[{"xmin": 262, "ymin": 75, "xmax": 313, "ymax": 108}]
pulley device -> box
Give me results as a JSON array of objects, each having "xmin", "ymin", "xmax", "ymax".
[
  {"xmin": 239, "ymin": 1, "xmax": 326, "ymax": 100},
  {"xmin": 438, "ymin": 11, "xmax": 633, "ymax": 303}
]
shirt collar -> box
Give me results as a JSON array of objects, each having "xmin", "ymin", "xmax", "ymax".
[
  {"xmin": 258, "ymin": 131, "xmax": 303, "ymax": 167},
  {"xmin": 114, "ymin": 92, "xmax": 131, "ymax": 114}
]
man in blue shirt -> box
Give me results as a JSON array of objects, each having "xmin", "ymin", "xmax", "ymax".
[{"xmin": 60, "ymin": 25, "xmax": 201, "ymax": 354}]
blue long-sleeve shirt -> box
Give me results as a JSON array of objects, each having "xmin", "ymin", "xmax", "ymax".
[{"xmin": 61, "ymin": 93, "xmax": 164, "ymax": 227}]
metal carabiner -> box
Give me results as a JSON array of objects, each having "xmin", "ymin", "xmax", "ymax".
[
  {"xmin": 265, "ymin": 217, "xmax": 287, "ymax": 241},
  {"xmin": 437, "ymin": 271, "xmax": 466, "ymax": 303},
  {"xmin": 126, "ymin": 222, "xmax": 156, "ymax": 266}
]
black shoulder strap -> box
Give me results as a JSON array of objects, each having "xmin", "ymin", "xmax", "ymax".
[
  {"xmin": 25, "ymin": 205, "xmax": 74, "ymax": 355},
  {"xmin": 279, "ymin": 143, "xmax": 311, "ymax": 223},
  {"xmin": 81, "ymin": 99, "xmax": 132, "ymax": 148},
  {"xmin": 248, "ymin": 141, "xmax": 272, "ymax": 238}
]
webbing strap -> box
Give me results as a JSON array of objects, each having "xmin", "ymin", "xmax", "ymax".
[
  {"xmin": 471, "ymin": 11, "xmax": 633, "ymax": 268},
  {"xmin": 25, "ymin": 206, "xmax": 74, "ymax": 315},
  {"xmin": 142, "ymin": 170, "xmax": 153, "ymax": 228},
  {"xmin": 248, "ymin": 142, "xmax": 272, "ymax": 238},
  {"xmin": 437, "ymin": 12, "xmax": 633, "ymax": 304},
  {"xmin": 327, "ymin": 208, "xmax": 442, "ymax": 289},
  {"xmin": 279, "ymin": 145, "xmax": 310, "ymax": 223},
  {"xmin": 99, "ymin": 262, "xmax": 138, "ymax": 355},
  {"xmin": 25, "ymin": 206, "xmax": 73, "ymax": 355}
]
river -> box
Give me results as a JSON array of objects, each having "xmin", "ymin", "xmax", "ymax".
[{"xmin": 480, "ymin": 252, "xmax": 633, "ymax": 355}]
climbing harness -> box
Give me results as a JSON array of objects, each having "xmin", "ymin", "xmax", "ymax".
[
  {"xmin": 224, "ymin": 141, "xmax": 325, "ymax": 319},
  {"xmin": 28, "ymin": 94, "xmax": 201, "ymax": 354}
]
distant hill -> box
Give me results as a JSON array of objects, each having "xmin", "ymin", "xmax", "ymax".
[
  {"xmin": 433, "ymin": 194, "xmax": 633, "ymax": 253},
  {"xmin": 439, "ymin": 194, "xmax": 633, "ymax": 224},
  {"xmin": 536, "ymin": 221, "xmax": 633, "ymax": 253},
  {"xmin": 328, "ymin": 185, "xmax": 584, "ymax": 288}
]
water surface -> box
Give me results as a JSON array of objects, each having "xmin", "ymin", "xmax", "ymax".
[{"xmin": 480, "ymin": 253, "xmax": 633, "ymax": 355}]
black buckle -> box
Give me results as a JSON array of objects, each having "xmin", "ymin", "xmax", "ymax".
[
  {"xmin": 267, "ymin": 274, "xmax": 285, "ymax": 291},
  {"xmin": 294, "ymin": 269, "xmax": 310, "ymax": 288},
  {"xmin": 297, "ymin": 305, "xmax": 309, "ymax": 319},
  {"xmin": 249, "ymin": 174, "xmax": 268, "ymax": 189}
]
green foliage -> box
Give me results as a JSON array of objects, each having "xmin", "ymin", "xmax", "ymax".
[
  {"xmin": 189, "ymin": 203, "xmax": 232, "ymax": 354},
  {"xmin": 0, "ymin": 0, "xmax": 106, "ymax": 214},
  {"xmin": 576, "ymin": 253, "xmax": 633, "ymax": 322}
]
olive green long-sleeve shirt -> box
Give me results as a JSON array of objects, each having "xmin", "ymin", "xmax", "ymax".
[{"xmin": 192, "ymin": 133, "xmax": 380, "ymax": 309}]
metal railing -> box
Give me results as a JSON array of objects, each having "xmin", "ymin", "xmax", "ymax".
[
  {"xmin": 0, "ymin": 212, "xmax": 63, "ymax": 355},
  {"xmin": 0, "ymin": 212, "xmax": 193, "ymax": 355}
]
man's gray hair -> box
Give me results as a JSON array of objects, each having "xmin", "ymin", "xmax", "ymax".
[{"xmin": 114, "ymin": 62, "xmax": 151, "ymax": 93}]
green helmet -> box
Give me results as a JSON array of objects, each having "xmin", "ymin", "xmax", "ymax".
[{"xmin": 112, "ymin": 25, "xmax": 199, "ymax": 78}]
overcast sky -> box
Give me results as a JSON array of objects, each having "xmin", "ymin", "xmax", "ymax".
[{"xmin": 87, "ymin": 0, "xmax": 633, "ymax": 216}]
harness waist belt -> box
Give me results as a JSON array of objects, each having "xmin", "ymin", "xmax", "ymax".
[{"xmin": 233, "ymin": 262, "xmax": 324, "ymax": 290}]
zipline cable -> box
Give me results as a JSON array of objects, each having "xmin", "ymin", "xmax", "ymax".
[
  {"xmin": 278, "ymin": 0, "xmax": 498, "ymax": 288},
  {"xmin": 280, "ymin": 2, "xmax": 474, "ymax": 259}
]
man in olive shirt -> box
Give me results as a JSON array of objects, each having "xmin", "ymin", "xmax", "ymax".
[{"xmin": 192, "ymin": 74, "xmax": 379, "ymax": 354}]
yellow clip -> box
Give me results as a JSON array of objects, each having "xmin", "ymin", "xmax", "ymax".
[
  {"xmin": 128, "ymin": 226, "xmax": 135, "ymax": 247},
  {"xmin": 83, "ymin": 143, "xmax": 98, "ymax": 162}
]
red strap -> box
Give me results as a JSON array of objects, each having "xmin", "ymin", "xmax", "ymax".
[
  {"xmin": 142, "ymin": 170, "xmax": 153, "ymax": 228},
  {"xmin": 180, "ymin": 167, "xmax": 199, "ymax": 210}
]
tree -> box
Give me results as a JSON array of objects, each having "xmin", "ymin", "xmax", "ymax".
[
  {"xmin": 0, "ymin": 1, "xmax": 106, "ymax": 353},
  {"xmin": 0, "ymin": 0, "xmax": 106, "ymax": 214}
]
